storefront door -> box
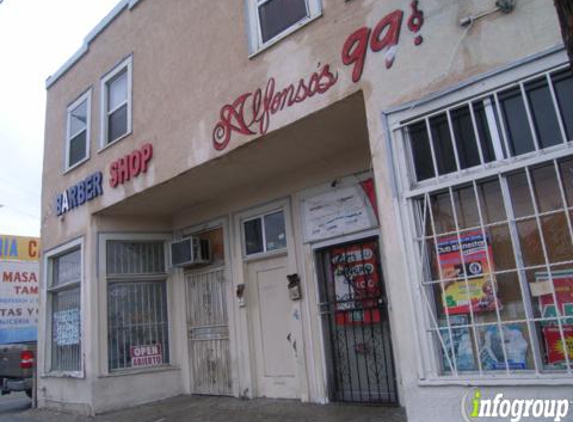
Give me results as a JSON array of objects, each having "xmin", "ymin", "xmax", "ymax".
[
  {"xmin": 247, "ymin": 254, "xmax": 298, "ymax": 399},
  {"xmin": 186, "ymin": 267, "xmax": 232, "ymax": 395},
  {"xmin": 316, "ymin": 237, "xmax": 398, "ymax": 404}
]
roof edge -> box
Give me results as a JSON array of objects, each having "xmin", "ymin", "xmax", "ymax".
[{"xmin": 45, "ymin": 0, "xmax": 143, "ymax": 90}]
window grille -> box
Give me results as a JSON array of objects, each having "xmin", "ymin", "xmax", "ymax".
[
  {"xmin": 48, "ymin": 247, "xmax": 82, "ymax": 373},
  {"xmin": 106, "ymin": 240, "xmax": 169, "ymax": 371},
  {"xmin": 397, "ymin": 64, "xmax": 573, "ymax": 378}
]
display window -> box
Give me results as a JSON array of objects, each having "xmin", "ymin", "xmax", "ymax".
[{"xmin": 392, "ymin": 57, "xmax": 573, "ymax": 378}]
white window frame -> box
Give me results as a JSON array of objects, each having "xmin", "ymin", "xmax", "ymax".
[
  {"xmin": 99, "ymin": 56, "xmax": 133, "ymax": 151},
  {"xmin": 245, "ymin": 0, "xmax": 322, "ymax": 57},
  {"xmin": 42, "ymin": 237, "xmax": 84, "ymax": 378},
  {"xmin": 97, "ymin": 232, "xmax": 174, "ymax": 376},
  {"xmin": 235, "ymin": 198, "xmax": 292, "ymax": 260},
  {"xmin": 64, "ymin": 89, "xmax": 91, "ymax": 172},
  {"xmin": 387, "ymin": 48, "xmax": 573, "ymax": 385}
]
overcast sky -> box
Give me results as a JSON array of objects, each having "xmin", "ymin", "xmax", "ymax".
[{"xmin": 0, "ymin": 0, "xmax": 119, "ymax": 237}]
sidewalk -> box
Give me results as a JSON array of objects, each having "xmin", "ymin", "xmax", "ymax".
[{"xmin": 13, "ymin": 395, "xmax": 407, "ymax": 422}]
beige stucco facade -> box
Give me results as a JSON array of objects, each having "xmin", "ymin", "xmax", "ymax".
[{"xmin": 40, "ymin": 0, "xmax": 573, "ymax": 420}]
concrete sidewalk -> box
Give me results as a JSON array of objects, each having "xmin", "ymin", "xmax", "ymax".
[{"xmin": 11, "ymin": 395, "xmax": 407, "ymax": 422}]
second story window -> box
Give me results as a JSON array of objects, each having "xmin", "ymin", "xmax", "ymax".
[
  {"xmin": 65, "ymin": 90, "xmax": 91, "ymax": 171},
  {"xmin": 101, "ymin": 56, "xmax": 132, "ymax": 148},
  {"xmin": 246, "ymin": 0, "xmax": 322, "ymax": 55}
]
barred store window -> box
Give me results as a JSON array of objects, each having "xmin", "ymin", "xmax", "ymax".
[
  {"xmin": 48, "ymin": 247, "xmax": 82, "ymax": 373},
  {"xmin": 398, "ymin": 63, "xmax": 573, "ymax": 377},
  {"xmin": 106, "ymin": 240, "xmax": 169, "ymax": 371}
]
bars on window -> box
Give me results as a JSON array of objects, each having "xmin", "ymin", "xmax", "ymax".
[
  {"xmin": 49, "ymin": 248, "xmax": 82, "ymax": 372},
  {"xmin": 413, "ymin": 156, "xmax": 573, "ymax": 376},
  {"xmin": 407, "ymin": 67, "xmax": 573, "ymax": 183},
  {"xmin": 107, "ymin": 281, "xmax": 169, "ymax": 371},
  {"xmin": 106, "ymin": 240, "xmax": 165, "ymax": 275},
  {"xmin": 106, "ymin": 240, "xmax": 169, "ymax": 372}
]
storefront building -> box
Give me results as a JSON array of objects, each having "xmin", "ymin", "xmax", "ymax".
[{"xmin": 40, "ymin": 0, "xmax": 572, "ymax": 420}]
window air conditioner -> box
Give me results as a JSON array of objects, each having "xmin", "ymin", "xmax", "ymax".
[{"xmin": 170, "ymin": 237, "xmax": 211, "ymax": 267}]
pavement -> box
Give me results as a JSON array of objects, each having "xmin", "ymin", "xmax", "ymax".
[{"xmin": 3, "ymin": 394, "xmax": 407, "ymax": 422}]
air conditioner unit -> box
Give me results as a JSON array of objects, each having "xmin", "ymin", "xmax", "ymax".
[{"xmin": 170, "ymin": 237, "xmax": 211, "ymax": 267}]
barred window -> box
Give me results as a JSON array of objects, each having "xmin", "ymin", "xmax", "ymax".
[
  {"xmin": 408, "ymin": 68, "xmax": 573, "ymax": 184},
  {"xmin": 397, "ymin": 63, "xmax": 573, "ymax": 378},
  {"xmin": 106, "ymin": 240, "xmax": 169, "ymax": 371},
  {"xmin": 48, "ymin": 247, "xmax": 82, "ymax": 373}
]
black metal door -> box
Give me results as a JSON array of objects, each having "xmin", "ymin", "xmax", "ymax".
[{"xmin": 317, "ymin": 237, "xmax": 398, "ymax": 404}]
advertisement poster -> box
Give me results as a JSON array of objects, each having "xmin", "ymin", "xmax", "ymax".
[
  {"xmin": 302, "ymin": 178, "xmax": 378, "ymax": 243},
  {"xmin": 130, "ymin": 344, "xmax": 163, "ymax": 367},
  {"xmin": 534, "ymin": 271, "xmax": 573, "ymax": 324},
  {"xmin": 437, "ymin": 231, "xmax": 501, "ymax": 315},
  {"xmin": 331, "ymin": 241, "xmax": 381, "ymax": 325},
  {"xmin": 439, "ymin": 315, "xmax": 475, "ymax": 372},
  {"xmin": 532, "ymin": 271, "xmax": 573, "ymax": 367},
  {"xmin": 479, "ymin": 325, "xmax": 528, "ymax": 370},
  {"xmin": 542, "ymin": 326, "xmax": 573, "ymax": 366},
  {"xmin": 0, "ymin": 254, "xmax": 40, "ymax": 344}
]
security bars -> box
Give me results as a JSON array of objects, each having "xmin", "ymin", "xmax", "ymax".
[
  {"xmin": 49, "ymin": 247, "xmax": 82, "ymax": 372},
  {"xmin": 398, "ymin": 64, "xmax": 573, "ymax": 378},
  {"xmin": 106, "ymin": 240, "xmax": 169, "ymax": 371}
]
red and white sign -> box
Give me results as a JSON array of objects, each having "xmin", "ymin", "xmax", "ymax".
[{"xmin": 130, "ymin": 344, "xmax": 163, "ymax": 368}]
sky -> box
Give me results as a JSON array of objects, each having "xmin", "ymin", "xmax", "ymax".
[{"xmin": 0, "ymin": 0, "xmax": 120, "ymax": 237}]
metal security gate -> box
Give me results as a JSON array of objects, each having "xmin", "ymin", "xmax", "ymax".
[
  {"xmin": 317, "ymin": 238, "xmax": 398, "ymax": 404},
  {"xmin": 186, "ymin": 267, "xmax": 232, "ymax": 395}
]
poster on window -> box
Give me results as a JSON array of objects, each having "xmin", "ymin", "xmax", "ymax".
[
  {"xmin": 479, "ymin": 324, "xmax": 528, "ymax": 370},
  {"xmin": 542, "ymin": 326, "xmax": 573, "ymax": 366},
  {"xmin": 0, "ymin": 257, "xmax": 39, "ymax": 344},
  {"xmin": 533, "ymin": 271, "xmax": 573, "ymax": 324},
  {"xmin": 54, "ymin": 308, "xmax": 80, "ymax": 346},
  {"xmin": 301, "ymin": 177, "xmax": 379, "ymax": 243},
  {"xmin": 331, "ymin": 241, "xmax": 381, "ymax": 325},
  {"xmin": 439, "ymin": 315, "xmax": 475, "ymax": 372},
  {"xmin": 437, "ymin": 231, "xmax": 501, "ymax": 315},
  {"xmin": 130, "ymin": 344, "xmax": 163, "ymax": 368}
]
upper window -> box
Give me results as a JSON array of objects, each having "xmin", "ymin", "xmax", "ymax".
[
  {"xmin": 406, "ymin": 68, "xmax": 573, "ymax": 185},
  {"xmin": 65, "ymin": 90, "xmax": 91, "ymax": 171},
  {"xmin": 246, "ymin": 0, "xmax": 322, "ymax": 55},
  {"xmin": 46, "ymin": 243, "xmax": 83, "ymax": 374},
  {"xmin": 243, "ymin": 210, "xmax": 287, "ymax": 255},
  {"xmin": 100, "ymin": 56, "xmax": 132, "ymax": 148}
]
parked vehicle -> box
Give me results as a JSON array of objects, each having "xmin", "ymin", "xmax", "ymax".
[{"xmin": 0, "ymin": 343, "xmax": 36, "ymax": 398}]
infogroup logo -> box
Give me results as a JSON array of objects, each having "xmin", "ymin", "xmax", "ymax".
[{"xmin": 461, "ymin": 388, "xmax": 570, "ymax": 422}]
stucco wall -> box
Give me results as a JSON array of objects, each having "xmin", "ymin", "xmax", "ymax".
[{"xmin": 40, "ymin": 0, "xmax": 567, "ymax": 419}]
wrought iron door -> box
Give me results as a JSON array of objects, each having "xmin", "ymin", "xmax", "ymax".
[
  {"xmin": 186, "ymin": 268, "xmax": 232, "ymax": 395},
  {"xmin": 317, "ymin": 238, "xmax": 398, "ymax": 404}
]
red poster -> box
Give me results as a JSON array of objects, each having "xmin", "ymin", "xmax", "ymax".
[
  {"xmin": 437, "ymin": 230, "xmax": 500, "ymax": 315},
  {"xmin": 331, "ymin": 241, "xmax": 381, "ymax": 325},
  {"xmin": 543, "ymin": 326, "xmax": 573, "ymax": 365},
  {"xmin": 537, "ymin": 272, "xmax": 573, "ymax": 321}
]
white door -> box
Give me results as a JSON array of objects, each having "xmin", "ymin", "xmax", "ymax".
[{"xmin": 247, "ymin": 254, "xmax": 298, "ymax": 399}]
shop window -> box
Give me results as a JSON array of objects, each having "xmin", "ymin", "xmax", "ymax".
[
  {"xmin": 245, "ymin": 0, "xmax": 321, "ymax": 55},
  {"xmin": 65, "ymin": 90, "xmax": 91, "ymax": 171},
  {"xmin": 397, "ymin": 63, "xmax": 573, "ymax": 378},
  {"xmin": 47, "ymin": 245, "xmax": 82, "ymax": 373},
  {"xmin": 407, "ymin": 68, "xmax": 573, "ymax": 184},
  {"xmin": 243, "ymin": 210, "xmax": 287, "ymax": 256},
  {"xmin": 105, "ymin": 240, "xmax": 169, "ymax": 371},
  {"xmin": 100, "ymin": 56, "xmax": 132, "ymax": 148}
]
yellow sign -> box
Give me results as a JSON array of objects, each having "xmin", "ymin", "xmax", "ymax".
[{"xmin": 0, "ymin": 235, "xmax": 41, "ymax": 261}]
